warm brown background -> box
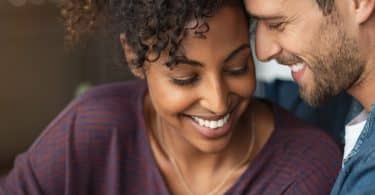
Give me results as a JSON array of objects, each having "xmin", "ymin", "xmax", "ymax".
[{"xmin": 0, "ymin": 1, "xmax": 133, "ymax": 174}]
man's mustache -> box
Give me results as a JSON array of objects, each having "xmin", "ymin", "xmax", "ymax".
[{"xmin": 275, "ymin": 54, "xmax": 304, "ymax": 65}]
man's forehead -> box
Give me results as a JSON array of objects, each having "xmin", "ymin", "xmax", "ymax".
[{"xmin": 245, "ymin": 0, "xmax": 293, "ymax": 18}]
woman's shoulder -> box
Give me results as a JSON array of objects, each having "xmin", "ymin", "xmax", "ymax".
[
  {"xmin": 243, "ymin": 100, "xmax": 342, "ymax": 193},
  {"xmin": 253, "ymin": 98, "xmax": 339, "ymax": 145},
  {"xmin": 58, "ymin": 80, "xmax": 145, "ymax": 126},
  {"xmin": 253, "ymin": 99, "xmax": 340, "ymax": 168},
  {"xmin": 30, "ymin": 80, "xmax": 148, "ymax": 150},
  {"xmin": 231, "ymin": 100, "xmax": 342, "ymax": 194},
  {"xmin": 264, "ymin": 100, "xmax": 342, "ymax": 177},
  {"xmin": 262, "ymin": 100, "xmax": 337, "ymax": 145},
  {"xmin": 7, "ymin": 80, "xmax": 150, "ymax": 193},
  {"xmin": 74, "ymin": 79, "xmax": 146, "ymax": 126},
  {"xmin": 78, "ymin": 79, "xmax": 147, "ymax": 109}
]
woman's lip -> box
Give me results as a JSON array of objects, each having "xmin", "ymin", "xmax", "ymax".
[
  {"xmin": 187, "ymin": 113, "xmax": 234, "ymax": 139},
  {"xmin": 183, "ymin": 105, "xmax": 236, "ymax": 121},
  {"xmin": 187, "ymin": 113, "xmax": 229, "ymax": 121}
]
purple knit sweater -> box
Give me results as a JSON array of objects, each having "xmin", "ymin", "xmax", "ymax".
[{"xmin": 0, "ymin": 80, "xmax": 341, "ymax": 195}]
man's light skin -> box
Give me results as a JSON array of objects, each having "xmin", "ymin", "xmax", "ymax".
[{"xmin": 244, "ymin": 0, "xmax": 375, "ymax": 110}]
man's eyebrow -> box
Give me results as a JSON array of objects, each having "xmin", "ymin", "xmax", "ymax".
[
  {"xmin": 224, "ymin": 44, "xmax": 250, "ymax": 63},
  {"xmin": 248, "ymin": 12, "xmax": 286, "ymax": 21}
]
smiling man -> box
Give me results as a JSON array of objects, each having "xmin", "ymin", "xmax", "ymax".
[{"xmin": 244, "ymin": 0, "xmax": 375, "ymax": 194}]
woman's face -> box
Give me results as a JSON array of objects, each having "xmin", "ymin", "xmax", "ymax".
[{"xmin": 144, "ymin": 4, "xmax": 255, "ymax": 153}]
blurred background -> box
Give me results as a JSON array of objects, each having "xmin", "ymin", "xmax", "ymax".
[
  {"xmin": 0, "ymin": 0, "xmax": 358, "ymax": 176},
  {"xmin": 0, "ymin": 0, "xmax": 133, "ymax": 174}
]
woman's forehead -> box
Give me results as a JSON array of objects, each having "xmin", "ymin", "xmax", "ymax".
[{"xmin": 180, "ymin": 5, "xmax": 249, "ymax": 61}]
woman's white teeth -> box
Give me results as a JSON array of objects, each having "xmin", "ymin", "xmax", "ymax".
[
  {"xmin": 192, "ymin": 114, "xmax": 230, "ymax": 129},
  {"xmin": 291, "ymin": 63, "xmax": 305, "ymax": 72}
]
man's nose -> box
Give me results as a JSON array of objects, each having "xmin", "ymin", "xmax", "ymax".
[
  {"xmin": 201, "ymin": 78, "xmax": 229, "ymax": 115},
  {"xmin": 255, "ymin": 22, "xmax": 282, "ymax": 62}
]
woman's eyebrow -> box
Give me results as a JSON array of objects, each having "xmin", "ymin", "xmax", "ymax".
[
  {"xmin": 175, "ymin": 58, "xmax": 203, "ymax": 67},
  {"xmin": 174, "ymin": 43, "xmax": 250, "ymax": 67},
  {"xmin": 223, "ymin": 44, "xmax": 250, "ymax": 63}
]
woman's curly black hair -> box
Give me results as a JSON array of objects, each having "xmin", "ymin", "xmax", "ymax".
[{"xmin": 60, "ymin": 0, "xmax": 227, "ymax": 69}]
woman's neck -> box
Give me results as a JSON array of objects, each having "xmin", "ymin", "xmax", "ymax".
[
  {"xmin": 154, "ymin": 112, "xmax": 255, "ymax": 195},
  {"xmin": 144, "ymin": 94, "xmax": 274, "ymax": 195}
]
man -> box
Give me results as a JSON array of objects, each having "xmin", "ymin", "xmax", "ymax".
[{"xmin": 244, "ymin": 0, "xmax": 375, "ymax": 194}]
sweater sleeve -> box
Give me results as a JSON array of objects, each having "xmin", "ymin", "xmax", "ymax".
[
  {"xmin": 0, "ymin": 100, "xmax": 91, "ymax": 195},
  {"xmin": 0, "ymin": 153, "xmax": 44, "ymax": 195},
  {"xmin": 282, "ymin": 136, "xmax": 342, "ymax": 195},
  {"xmin": 284, "ymin": 170, "xmax": 337, "ymax": 195},
  {"xmin": 0, "ymin": 81, "xmax": 145, "ymax": 195}
]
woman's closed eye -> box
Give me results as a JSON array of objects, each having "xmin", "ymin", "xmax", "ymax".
[
  {"xmin": 171, "ymin": 74, "xmax": 199, "ymax": 86},
  {"xmin": 170, "ymin": 64, "xmax": 249, "ymax": 86},
  {"xmin": 225, "ymin": 64, "xmax": 249, "ymax": 76}
]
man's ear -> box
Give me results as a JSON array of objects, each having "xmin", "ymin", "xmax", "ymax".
[
  {"xmin": 119, "ymin": 33, "xmax": 145, "ymax": 79},
  {"xmin": 353, "ymin": 0, "xmax": 374, "ymax": 24}
]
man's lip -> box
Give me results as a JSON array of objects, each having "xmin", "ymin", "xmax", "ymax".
[
  {"xmin": 291, "ymin": 64, "xmax": 307, "ymax": 82},
  {"xmin": 282, "ymin": 61, "xmax": 308, "ymax": 68}
]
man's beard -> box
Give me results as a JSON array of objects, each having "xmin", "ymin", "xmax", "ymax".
[{"xmin": 277, "ymin": 11, "xmax": 365, "ymax": 107}]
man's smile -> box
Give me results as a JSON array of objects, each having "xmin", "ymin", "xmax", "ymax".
[{"xmin": 289, "ymin": 62, "xmax": 307, "ymax": 82}]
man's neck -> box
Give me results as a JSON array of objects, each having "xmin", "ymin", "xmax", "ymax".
[
  {"xmin": 348, "ymin": 57, "xmax": 375, "ymax": 112},
  {"xmin": 350, "ymin": 15, "xmax": 375, "ymax": 111}
]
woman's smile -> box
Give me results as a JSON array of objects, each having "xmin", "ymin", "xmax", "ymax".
[
  {"xmin": 192, "ymin": 113, "xmax": 230, "ymax": 129},
  {"xmin": 184, "ymin": 112, "xmax": 235, "ymax": 139},
  {"xmin": 179, "ymin": 102, "xmax": 244, "ymax": 140}
]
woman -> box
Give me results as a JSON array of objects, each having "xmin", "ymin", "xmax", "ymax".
[{"xmin": 0, "ymin": 0, "xmax": 341, "ymax": 194}]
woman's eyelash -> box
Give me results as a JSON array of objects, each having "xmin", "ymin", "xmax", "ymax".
[
  {"xmin": 171, "ymin": 64, "xmax": 248, "ymax": 86},
  {"xmin": 171, "ymin": 75, "xmax": 199, "ymax": 86},
  {"xmin": 227, "ymin": 64, "xmax": 249, "ymax": 75}
]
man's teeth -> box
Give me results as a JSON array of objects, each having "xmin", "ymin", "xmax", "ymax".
[
  {"xmin": 192, "ymin": 114, "xmax": 230, "ymax": 129},
  {"xmin": 291, "ymin": 63, "xmax": 305, "ymax": 72}
]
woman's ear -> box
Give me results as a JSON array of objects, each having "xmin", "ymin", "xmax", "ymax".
[
  {"xmin": 119, "ymin": 33, "xmax": 145, "ymax": 79},
  {"xmin": 353, "ymin": 0, "xmax": 374, "ymax": 24}
]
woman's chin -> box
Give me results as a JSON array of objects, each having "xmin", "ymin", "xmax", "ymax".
[{"xmin": 191, "ymin": 134, "xmax": 234, "ymax": 154}]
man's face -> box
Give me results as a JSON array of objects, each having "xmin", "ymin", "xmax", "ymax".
[{"xmin": 245, "ymin": 0, "xmax": 364, "ymax": 106}]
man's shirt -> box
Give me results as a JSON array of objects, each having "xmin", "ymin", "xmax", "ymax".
[
  {"xmin": 331, "ymin": 104, "xmax": 375, "ymax": 195},
  {"xmin": 343, "ymin": 110, "xmax": 367, "ymax": 162}
]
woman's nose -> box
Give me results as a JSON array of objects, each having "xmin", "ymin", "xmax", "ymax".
[{"xmin": 200, "ymin": 78, "xmax": 229, "ymax": 115}]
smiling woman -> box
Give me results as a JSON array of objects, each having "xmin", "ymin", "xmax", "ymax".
[{"xmin": 0, "ymin": 0, "xmax": 342, "ymax": 194}]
